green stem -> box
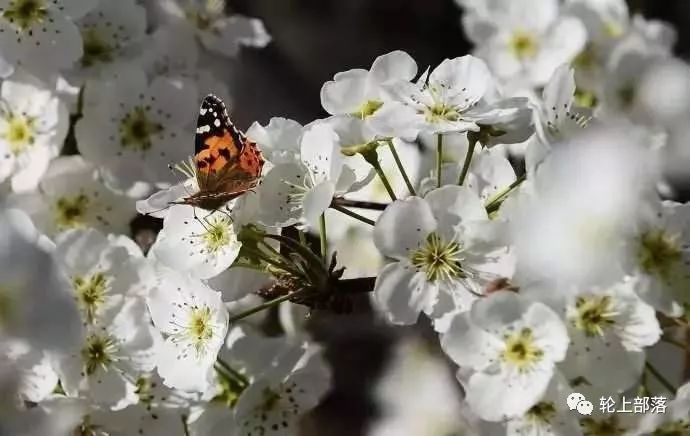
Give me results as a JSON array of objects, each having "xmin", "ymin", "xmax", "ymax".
[
  {"xmin": 485, "ymin": 173, "xmax": 527, "ymax": 213},
  {"xmin": 319, "ymin": 213, "xmax": 327, "ymax": 262},
  {"xmin": 364, "ymin": 153, "xmax": 397, "ymax": 201},
  {"xmin": 215, "ymin": 358, "xmax": 249, "ymax": 387},
  {"xmin": 645, "ymin": 361, "xmax": 677, "ymax": 393},
  {"xmin": 458, "ymin": 136, "xmax": 477, "ymax": 186},
  {"xmin": 227, "ymin": 288, "xmax": 313, "ymax": 324},
  {"xmin": 436, "ymin": 134, "xmax": 443, "ymax": 188},
  {"xmin": 264, "ymin": 234, "xmax": 327, "ymax": 276},
  {"xmin": 330, "ymin": 204, "xmax": 376, "ymax": 226},
  {"xmin": 298, "ymin": 229, "xmax": 308, "ymax": 246},
  {"xmin": 387, "ymin": 139, "xmax": 416, "ymax": 196},
  {"xmin": 243, "ymin": 246, "xmax": 303, "ymax": 278}
]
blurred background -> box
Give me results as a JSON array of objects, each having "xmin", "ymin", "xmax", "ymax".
[{"xmin": 212, "ymin": 1, "xmax": 690, "ymax": 434}]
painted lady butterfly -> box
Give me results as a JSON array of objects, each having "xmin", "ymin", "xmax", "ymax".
[{"xmin": 176, "ymin": 94, "xmax": 265, "ymax": 211}]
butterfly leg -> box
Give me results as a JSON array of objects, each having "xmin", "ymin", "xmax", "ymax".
[{"xmin": 191, "ymin": 206, "xmax": 212, "ymax": 232}]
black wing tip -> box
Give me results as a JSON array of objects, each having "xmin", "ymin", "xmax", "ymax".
[{"xmin": 202, "ymin": 93, "xmax": 225, "ymax": 105}]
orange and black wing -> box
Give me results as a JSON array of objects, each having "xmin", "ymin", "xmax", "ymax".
[{"xmin": 194, "ymin": 94, "xmax": 245, "ymax": 188}]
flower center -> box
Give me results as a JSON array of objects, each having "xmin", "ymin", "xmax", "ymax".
[
  {"xmin": 581, "ymin": 416, "xmax": 627, "ymax": 436},
  {"xmin": 1, "ymin": 0, "xmax": 47, "ymax": 31},
  {"xmin": 177, "ymin": 305, "xmax": 218, "ymax": 358},
  {"xmin": 353, "ymin": 100, "xmax": 383, "ymax": 119},
  {"xmin": 81, "ymin": 29, "xmax": 113, "ymax": 67},
  {"xmin": 604, "ymin": 21, "xmax": 624, "ymax": 38},
  {"xmin": 509, "ymin": 31, "xmax": 538, "ymax": 60},
  {"xmin": 638, "ymin": 229, "xmax": 682, "ymax": 279},
  {"xmin": 54, "ymin": 194, "xmax": 90, "ymax": 230},
  {"xmin": 185, "ymin": 0, "xmax": 225, "ymax": 30},
  {"xmin": 410, "ymin": 232, "xmax": 465, "ymax": 282},
  {"xmin": 72, "ymin": 272, "xmax": 109, "ymax": 324},
  {"xmin": 571, "ymin": 295, "xmax": 618, "ymax": 337},
  {"xmin": 574, "ymin": 88, "xmax": 598, "ymax": 109},
  {"xmin": 73, "ymin": 416, "xmax": 100, "ymax": 436},
  {"xmin": 202, "ymin": 217, "xmax": 234, "ymax": 254},
  {"xmin": 81, "ymin": 333, "xmax": 118, "ymax": 376},
  {"xmin": 525, "ymin": 401, "xmax": 557, "ymax": 425},
  {"xmin": 2, "ymin": 114, "xmax": 36, "ymax": 155},
  {"xmin": 119, "ymin": 107, "xmax": 162, "ymax": 152},
  {"xmin": 500, "ymin": 327, "xmax": 544, "ymax": 372}
]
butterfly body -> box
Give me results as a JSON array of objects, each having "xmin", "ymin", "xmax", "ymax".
[{"xmin": 176, "ymin": 94, "xmax": 265, "ymax": 211}]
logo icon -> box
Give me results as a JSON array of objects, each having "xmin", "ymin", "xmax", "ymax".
[{"xmin": 567, "ymin": 392, "xmax": 593, "ymax": 416}]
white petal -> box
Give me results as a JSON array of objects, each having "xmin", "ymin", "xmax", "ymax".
[
  {"xmin": 369, "ymin": 50, "xmax": 418, "ymax": 83},
  {"xmin": 424, "ymin": 186, "xmax": 487, "ymax": 238},
  {"xmin": 300, "ymin": 123, "xmax": 343, "ymax": 184},
  {"xmin": 440, "ymin": 311, "xmax": 503, "ymax": 369},
  {"xmin": 303, "ymin": 181, "xmax": 335, "ymax": 228},
  {"xmin": 373, "ymin": 196, "xmax": 437, "ymax": 259},
  {"xmin": 430, "ymin": 55, "xmax": 492, "ymax": 110},
  {"xmin": 373, "ymin": 263, "xmax": 436, "ymax": 325}
]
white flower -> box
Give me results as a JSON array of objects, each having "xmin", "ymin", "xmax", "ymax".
[
  {"xmin": 139, "ymin": 24, "xmax": 199, "ymax": 78},
  {"xmin": 374, "ymin": 55, "xmax": 531, "ymax": 138},
  {"xmin": 157, "ymin": 0, "xmax": 270, "ymax": 57},
  {"xmin": 511, "ymin": 126, "xmax": 659, "ymax": 289},
  {"xmin": 147, "ymin": 268, "xmax": 228, "ymax": 392},
  {"xmin": 481, "ymin": 374, "xmax": 581, "ymax": 436},
  {"xmin": 527, "ymin": 64, "xmax": 592, "ymax": 172},
  {"xmin": 3, "ymin": 339, "xmax": 59, "ymax": 403},
  {"xmin": 320, "ymin": 50, "xmax": 418, "ymax": 117},
  {"xmin": 0, "ymin": 0, "xmax": 97, "ymax": 73},
  {"xmin": 7, "ymin": 156, "xmax": 134, "ymax": 237},
  {"xmin": 462, "ymin": 0, "xmax": 587, "ymax": 87},
  {"xmin": 565, "ymin": 0, "xmax": 630, "ymax": 89},
  {"xmin": 440, "ymin": 291, "xmax": 569, "ymax": 421},
  {"xmin": 372, "ymin": 186, "xmax": 499, "ymax": 325},
  {"xmin": 259, "ymin": 123, "xmax": 359, "ymax": 228},
  {"xmin": 0, "ymin": 208, "xmax": 82, "ymax": 352},
  {"xmin": 525, "ymin": 279, "xmax": 661, "ymax": 393},
  {"xmin": 54, "ymin": 228, "xmax": 149, "ymax": 325},
  {"xmin": 150, "ymin": 204, "xmax": 242, "ymax": 280},
  {"xmin": 0, "ymin": 74, "xmax": 69, "ymax": 192},
  {"xmin": 54, "ymin": 296, "xmax": 157, "ymax": 407},
  {"xmin": 246, "ymin": 116, "xmax": 302, "ymax": 165},
  {"xmin": 70, "ymin": 0, "xmax": 147, "ymax": 77},
  {"xmin": 76, "ymin": 68, "xmax": 197, "ymax": 195},
  {"xmin": 633, "ymin": 382, "xmax": 690, "ymax": 435},
  {"xmin": 233, "ymin": 340, "xmax": 331, "ymax": 436},
  {"xmin": 628, "ymin": 201, "xmax": 690, "ymax": 316}
]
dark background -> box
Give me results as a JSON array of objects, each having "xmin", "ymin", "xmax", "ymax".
[
  {"xmin": 228, "ymin": 0, "xmax": 690, "ymax": 129},
  {"xmin": 219, "ymin": 2, "xmax": 690, "ymax": 434}
]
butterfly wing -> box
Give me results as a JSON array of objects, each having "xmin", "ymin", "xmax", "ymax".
[
  {"xmin": 194, "ymin": 94, "xmax": 245, "ymax": 191},
  {"xmin": 215, "ymin": 139, "xmax": 265, "ymax": 194}
]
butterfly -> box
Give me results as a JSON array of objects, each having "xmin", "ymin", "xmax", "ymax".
[{"xmin": 174, "ymin": 94, "xmax": 265, "ymax": 211}]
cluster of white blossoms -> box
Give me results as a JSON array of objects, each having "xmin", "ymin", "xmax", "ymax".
[{"xmin": 3, "ymin": 0, "xmax": 690, "ymax": 435}]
